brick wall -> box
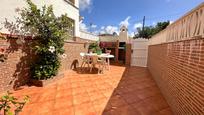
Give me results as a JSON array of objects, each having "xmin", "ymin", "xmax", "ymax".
[
  {"xmin": 0, "ymin": 38, "xmax": 89, "ymax": 93},
  {"xmin": 60, "ymin": 41, "xmax": 88, "ymax": 72},
  {"xmin": 148, "ymin": 38, "xmax": 204, "ymax": 114},
  {"xmin": 125, "ymin": 44, "xmax": 131, "ymax": 66},
  {"xmin": 0, "ymin": 39, "xmax": 33, "ymax": 92}
]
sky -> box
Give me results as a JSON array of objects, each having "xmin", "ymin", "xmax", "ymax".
[{"xmin": 79, "ymin": 0, "xmax": 204, "ymax": 36}]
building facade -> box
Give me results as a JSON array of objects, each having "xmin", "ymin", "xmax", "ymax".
[
  {"xmin": 99, "ymin": 26, "xmax": 131, "ymax": 43},
  {"xmin": 99, "ymin": 26, "xmax": 132, "ymax": 65},
  {"xmin": 0, "ymin": 0, "xmax": 80, "ymax": 37}
]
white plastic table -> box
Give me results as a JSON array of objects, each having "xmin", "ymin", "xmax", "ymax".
[{"xmin": 85, "ymin": 53, "xmax": 114, "ymax": 70}]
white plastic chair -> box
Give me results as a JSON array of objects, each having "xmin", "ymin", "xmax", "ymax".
[
  {"xmin": 80, "ymin": 53, "xmax": 91, "ymax": 70},
  {"xmin": 90, "ymin": 55, "xmax": 106, "ymax": 74}
]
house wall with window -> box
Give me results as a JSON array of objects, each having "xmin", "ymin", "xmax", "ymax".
[{"xmin": 0, "ymin": 0, "xmax": 80, "ymax": 37}]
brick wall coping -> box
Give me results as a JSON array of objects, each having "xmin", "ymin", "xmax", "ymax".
[
  {"xmin": 149, "ymin": 36, "xmax": 204, "ymax": 46},
  {"xmin": 149, "ymin": 2, "xmax": 204, "ymax": 45}
]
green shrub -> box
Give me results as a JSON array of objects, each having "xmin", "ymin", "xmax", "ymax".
[
  {"xmin": 17, "ymin": 0, "xmax": 73, "ymax": 80},
  {"xmin": 0, "ymin": 91, "xmax": 29, "ymax": 115},
  {"xmin": 89, "ymin": 42, "xmax": 101, "ymax": 53}
]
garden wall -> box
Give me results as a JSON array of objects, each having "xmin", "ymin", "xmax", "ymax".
[
  {"xmin": 0, "ymin": 38, "xmax": 89, "ymax": 93},
  {"xmin": 60, "ymin": 41, "xmax": 89, "ymax": 72},
  {"xmin": 148, "ymin": 38, "xmax": 204, "ymax": 114},
  {"xmin": 0, "ymin": 39, "xmax": 32, "ymax": 92}
]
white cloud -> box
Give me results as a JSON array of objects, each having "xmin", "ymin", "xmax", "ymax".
[
  {"xmin": 98, "ymin": 17, "xmax": 131, "ymax": 35},
  {"xmin": 99, "ymin": 30, "xmax": 105, "ymax": 34},
  {"xmin": 92, "ymin": 30, "xmax": 99, "ymax": 35},
  {"xmin": 79, "ymin": 0, "xmax": 92, "ymax": 11},
  {"xmin": 91, "ymin": 24, "xmax": 97, "ymax": 28},
  {"xmin": 98, "ymin": 25, "xmax": 119, "ymax": 35},
  {"xmin": 130, "ymin": 32, "xmax": 135, "ymax": 37},
  {"xmin": 119, "ymin": 16, "xmax": 131, "ymax": 27},
  {"xmin": 170, "ymin": 20, "xmax": 174, "ymax": 24},
  {"xmin": 133, "ymin": 23, "xmax": 142, "ymax": 30},
  {"xmin": 152, "ymin": 22, "xmax": 156, "ymax": 26},
  {"xmin": 79, "ymin": 22, "xmax": 88, "ymax": 31},
  {"xmin": 101, "ymin": 26, "xmax": 105, "ymax": 30},
  {"xmin": 105, "ymin": 26, "xmax": 118, "ymax": 34}
]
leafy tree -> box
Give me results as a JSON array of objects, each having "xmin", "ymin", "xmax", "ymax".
[
  {"xmin": 14, "ymin": 0, "xmax": 73, "ymax": 80},
  {"xmin": 134, "ymin": 21, "xmax": 170, "ymax": 39}
]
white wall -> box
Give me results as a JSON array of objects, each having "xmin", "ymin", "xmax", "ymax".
[
  {"xmin": 131, "ymin": 38, "xmax": 149, "ymax": 67},
  {"xmin": 119, "ymin": 26, "xmax": 129, "ymax": 43},
  {"xmin": 80, "ymin": 31, "xmax": 99, "ymax": 41},
  {"xmin": 0, "ymin": 0, "xmax": 80, "ymax": 37}
]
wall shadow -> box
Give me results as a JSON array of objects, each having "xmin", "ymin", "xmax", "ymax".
[
  {"xmin": 73, "ymin": 67, "xmax": 100, "ymax": 74},
  {"xmin": 73, "ymin": 61, "xmax": 122, "ymax": 75},
  {"xmin": 5, "ymin": 37, "xmax": 33, "ymax": 90},
  {"xmin": 101, "ymin": 66, "xmax": 173, "ymax": 115}
]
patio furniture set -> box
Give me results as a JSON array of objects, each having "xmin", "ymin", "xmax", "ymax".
[{"xmin": 80, "ymin": 52, "xmax": 114, "ymax": 74}]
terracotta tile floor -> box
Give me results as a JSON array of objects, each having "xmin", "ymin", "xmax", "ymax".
[{"xmin": 11, "ymin": 65, "xmax": 173, "ymax": 115}]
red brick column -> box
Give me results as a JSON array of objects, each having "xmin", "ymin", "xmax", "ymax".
[
  {"xmin": 115, "ymin": 40, "xmax": 119, "ymax": 63},
  {"xmin": 125, "ymin": 44, "xmax": 131, "ymax": 66}
]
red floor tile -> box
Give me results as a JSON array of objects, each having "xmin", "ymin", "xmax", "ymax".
[{"xmin": 7, "ymin": 66, "xmax": 173, "ymax": 115}]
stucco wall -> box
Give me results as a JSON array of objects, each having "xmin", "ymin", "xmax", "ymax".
[
  {"xmin": 0, "ymin": 0, "xmax": 80, "ymax": 37},
  {"xmin": 99, "ymin": 35, "xmax": 118, "ymax": 42}
]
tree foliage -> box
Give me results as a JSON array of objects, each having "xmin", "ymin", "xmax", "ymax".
[
  {"xmin": 134, "ymin": 21, "xmax": 170, "ymax": 39},
  {"xmin": 17, "ymin": 0, "xmax": 73, "ymax": 80}
]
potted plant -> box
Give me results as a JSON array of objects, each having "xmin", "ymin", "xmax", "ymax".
[
  {"xmin": 96, "ymin": 47, "xmax": 102, "ymax": 55},
  {"xmin": 89, "ymin": 42, "xmax": 100, "ymax": 53}
]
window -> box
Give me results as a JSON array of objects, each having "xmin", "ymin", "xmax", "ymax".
[
  {"xmin": 67, "ymin": 19, "xmax": 75, "ymax": 37},
  {"xmin": 63, "ymin": 18, "xmax": 75, "ymax": 39}
]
